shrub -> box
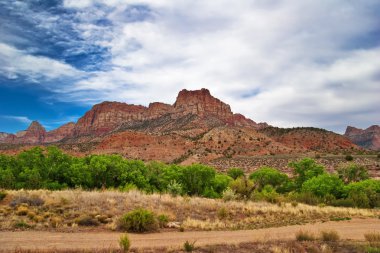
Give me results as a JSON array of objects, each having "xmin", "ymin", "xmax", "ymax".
[
  {"xmin": 157, "ymin": 214, "xmax": 169, "ymax": 228},
  {"xmin": 118, "ymin": 208, "xmax": 158, "ymax": 233},
  {"xmin": 290, "ymin": 192, "xmax": 321, "ymax": 205},
  {"xmin": 330, "ymin": 198, "xmax": 355, "ymax": 207},
  {"xmin": 119, "ymin": 234, "xmax": 131, "ymax": 252},
  {"xmin": 365, "ymin": 232, "xmax": 380, "ymax": 248},
  {"xmin": 183, "ymin": 240, "xmax": 196, "ymax": 252},
  {"xmin": 10, "ymin": 194, "xmax": 44, "ymax": 207},
  {"xmin": 222, "ymin": 187, "xmax": 237, "ymax": 201},
  {"xmin": 76, "ymin": 215, "xmax": 99, "ymax": 226},
  {"xmin": 295, "ymin": 230, "xmax": 315, "ymax": 241},
  {"xmin": 16, "ymin": 205, "xmax": 29, "ymax": 216},
  {"xmin": 227, "ymin": 168, "xmax": 244, "ymax": 179},
  {"xmin": 217, "ymin": 207, "xmax": 229, "ymax": 220},
  {"xmin": 0, "ymin": 191, "xmax": 6, "ymax": 201},
  {"xmin": 229, "ymin": 177, "xmax": 255, "ymax": 199},
  {"xmin": 13, "ymin": 220, "xmax": 32, "ymax": 229},
  {"xmin": 345, "ymin": 154, "xmax": 354, "ymax": 161},
  {"xmin": 320, "ymin": 230, "xmax": 340, "ymax": 241}
]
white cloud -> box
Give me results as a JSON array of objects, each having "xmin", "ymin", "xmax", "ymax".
[
  {"xmin": 10, "ymin": 0, "xmax": 380, "ymax": 132},
  {"xmin": 0, "ymin": 43, "xmax": 82, "ymax": 81},
  {"xmin": 1, "ymin": 115, "xmax": 33, "ymax": 124}
]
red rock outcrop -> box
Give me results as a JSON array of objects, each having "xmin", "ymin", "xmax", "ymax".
[
  {"xmin": 13, "ymin": 121, "xmax": 46, "ymax": 144},
  {"xmin": 45, "ymin": 122, "xmax": 75, "ymax": 143},
  {"xmin": 344, "ymin": 125, "xmax": 380, "ymax": 151},
  {"xmin": 173, "ymin": 88, "xmax": 233, "ymax": 119},
  {"xmin": 73, "ymin": 102, "xmax": 147, "ymax": 136}
]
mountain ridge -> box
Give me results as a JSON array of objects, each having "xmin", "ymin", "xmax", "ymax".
[{"xmin": 0, "ymin": 88, "xmax": 365, "ymax": 163}]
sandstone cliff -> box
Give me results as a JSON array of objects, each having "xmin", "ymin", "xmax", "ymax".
[{"xmin": 344, "ymin": 125, "xmax": 380, "ymax": 150}]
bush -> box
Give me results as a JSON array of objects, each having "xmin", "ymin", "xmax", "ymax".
[
  {"xmin": 13, "ymin": 220, "xmax": 32, "ymax": 229},
  {"xmin": 119, "ymin": 234, "xmax": 131, "ymax": 252},
  {"xmin": 320, "ymin": 230, "xmax": 340, "ymax": 241},
  {"xmin": 290, "ymin": 192, "xmax": 321, "ymax": 206},
  {"xmin": 0, "ymin": 191, "xmax": 6, "ymax": 201},
  {"xmin": 76, "ymin": 215, "xmax": 99, "ymax": 226},
  {"xmin": 345, "ymin": 154, "xmax": 354, "ymax": 161},
  {"xmin": 222, "ymin": 187, "xmax": 237, "ymax": 201},
  {"xmin": 217, "ymin": 207, "xmax": 229, "ymax": 220},
  {"xmin": 118, "ymin": 209, "xmax": 158, "ymax": 233},
  {"xmin": 157, "ymin": 214, "xmax": 169, "ymax": 228},
  {"xmin": 229, "ymin": 177, "xmax": 255, "ymax": 199},
  {"xmin": 365, "ymin": 232, "xmax": 380, "ymax": 248},
  {"xmin": 330, "ymin": 198, "xmax": 355, "ymax": 207},
  {"xmin": 10, "ymin": 194, "xmax": 44, "ymax": 207},
  {"xmin": 183, "ymin": 240, "xmax": 196, "ymax": 252},
  {"xmin": 295, "ymin": 230, "xmax": 315, "ymax": 241}
]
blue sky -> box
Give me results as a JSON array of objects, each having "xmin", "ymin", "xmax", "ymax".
[{"xmin": 0, "ymin": 0, "xmax": 379, "ymax": 134}]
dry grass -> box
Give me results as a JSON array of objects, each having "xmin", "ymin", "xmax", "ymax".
[
  {"xmin": 0, "ymin": 189, "xmax": 379, "ymax": 232},
  {"xmin": 364, "ymin": 232, "xmax": 380, "ymax": 248}
]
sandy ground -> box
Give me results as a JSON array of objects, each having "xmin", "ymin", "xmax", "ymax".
[{"xmin": 1, "ymin": 218, "xmax": 379, "ymax": 251}]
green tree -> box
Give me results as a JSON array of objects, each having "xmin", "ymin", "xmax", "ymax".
[
  {"xmin": 181, "ymin": 164, "xmax": 216, "ymax": 195},
  {"xmin": 249, "ymin": 167, "xmax": 289, "ymax": 191},
  {"xmin": 227, "ymin": 168, "xmax": 244, "ymax": 179},
  {"xmin": 302, "ymin": 174, "xmax": 344, "ymax": 198},
  {"xmin": 289, "ymin": 158, "xmax": 325, "ymax": 190}
]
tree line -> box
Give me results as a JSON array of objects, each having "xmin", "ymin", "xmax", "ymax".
[{"xmin": 0, "ymin": 146, "xmax": 379, "ymax": 208}]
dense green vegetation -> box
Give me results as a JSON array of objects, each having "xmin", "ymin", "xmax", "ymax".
[{"xmin": 0, "ymin": 147, "xmax": 379, "ymax": 208}]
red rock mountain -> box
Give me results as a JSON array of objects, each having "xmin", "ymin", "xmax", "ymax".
[
  {"xmin": 344, "ymin": 125, "xmax": 380, "ymax": 151},
  {"xmin": 0, "ymin": 88, "xmax": 365, "ymax": 164}
]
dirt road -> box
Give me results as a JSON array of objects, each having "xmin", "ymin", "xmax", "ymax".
[{"xmin": 1, "ymin": 218, "xmax": 379, "ymax": 251}]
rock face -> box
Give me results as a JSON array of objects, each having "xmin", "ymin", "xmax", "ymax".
[
  {"xmin": 173, "ymin": 88, "xmax": 233, "ymax": 119},
  {"xmin": 45, "ymin": 122, "xmax": 75, "ymax": 143},
  {"xmin": 0, "ymin": 132, "xmax": 10, "ymax": 142},
  {"xmin": 74, "ymin": 102, "xmax": 147, "ymax": 136},
  {"xmin": 72, "ymin": 88, "xmax": 264, "ymax": 136},
  {"xmin": 19, "ymin": 121, "xmax": 46, "ymax": 144},
  {"xmin": 344, "ymin": 125, "xmax": 380, "ymax": 150}
]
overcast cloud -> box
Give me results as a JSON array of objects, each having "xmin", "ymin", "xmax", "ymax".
[{"xmin": 0, "ymin": 0, "xmax": 379, "ymax": 133}]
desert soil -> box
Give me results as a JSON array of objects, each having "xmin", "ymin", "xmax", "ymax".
[{"xmin": 1, "ymin": 218, "xmax": 379, "ymax": 251}]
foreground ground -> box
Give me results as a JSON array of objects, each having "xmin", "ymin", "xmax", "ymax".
[{"xmin": 0, "ymin": 218, "xmax": 380, "ymax": 251}]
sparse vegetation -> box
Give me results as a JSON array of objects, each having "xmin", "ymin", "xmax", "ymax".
[
  {"xmin": 0, "ymin": 190, "xmax": 6, "ymax": 201},
  {"xmin": 296, "ymin": 230, "xmax": 315, "ymax": 241},
  {"xmin": 119, "ymin": 234, "xmax": 131, "ymax": 252},
  {"xmin": 183, "ymin": 240, "xmax": 196, "ymax": 252},
  {"xmin": 118, "ymin": 208, "xmax": 158, "ymax": 233},
  {"xmin": 365, "ymin": 232, "xmax": 380, "ymax": 248},
  {"xmin": 320, "ymin": 230, "xmax": 340, "ymax": 241}
]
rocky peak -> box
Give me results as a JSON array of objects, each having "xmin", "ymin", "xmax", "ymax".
[
  {"xmin": 27, "ymin": 121, "xmax": 46, "ymax": 134},
  {"xmin": 344, "ymin": 126, "xmax": 362, "ymax": 136},
  {"xmin": 344, "ymin": 125, "xmax": 380, "ymax": 151},
  {"xmin": 173, "ymin": 88, "xmax": 233, "ymax": 118}
]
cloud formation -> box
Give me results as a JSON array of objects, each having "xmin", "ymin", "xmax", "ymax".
[{"xmin": 1, "ymin": 0, "xmax": 379, "ymax": 133}]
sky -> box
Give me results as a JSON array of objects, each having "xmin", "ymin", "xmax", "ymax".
[{"xmin": 0, "ymin": 0, "xmax": 379, "ymax": 134}]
